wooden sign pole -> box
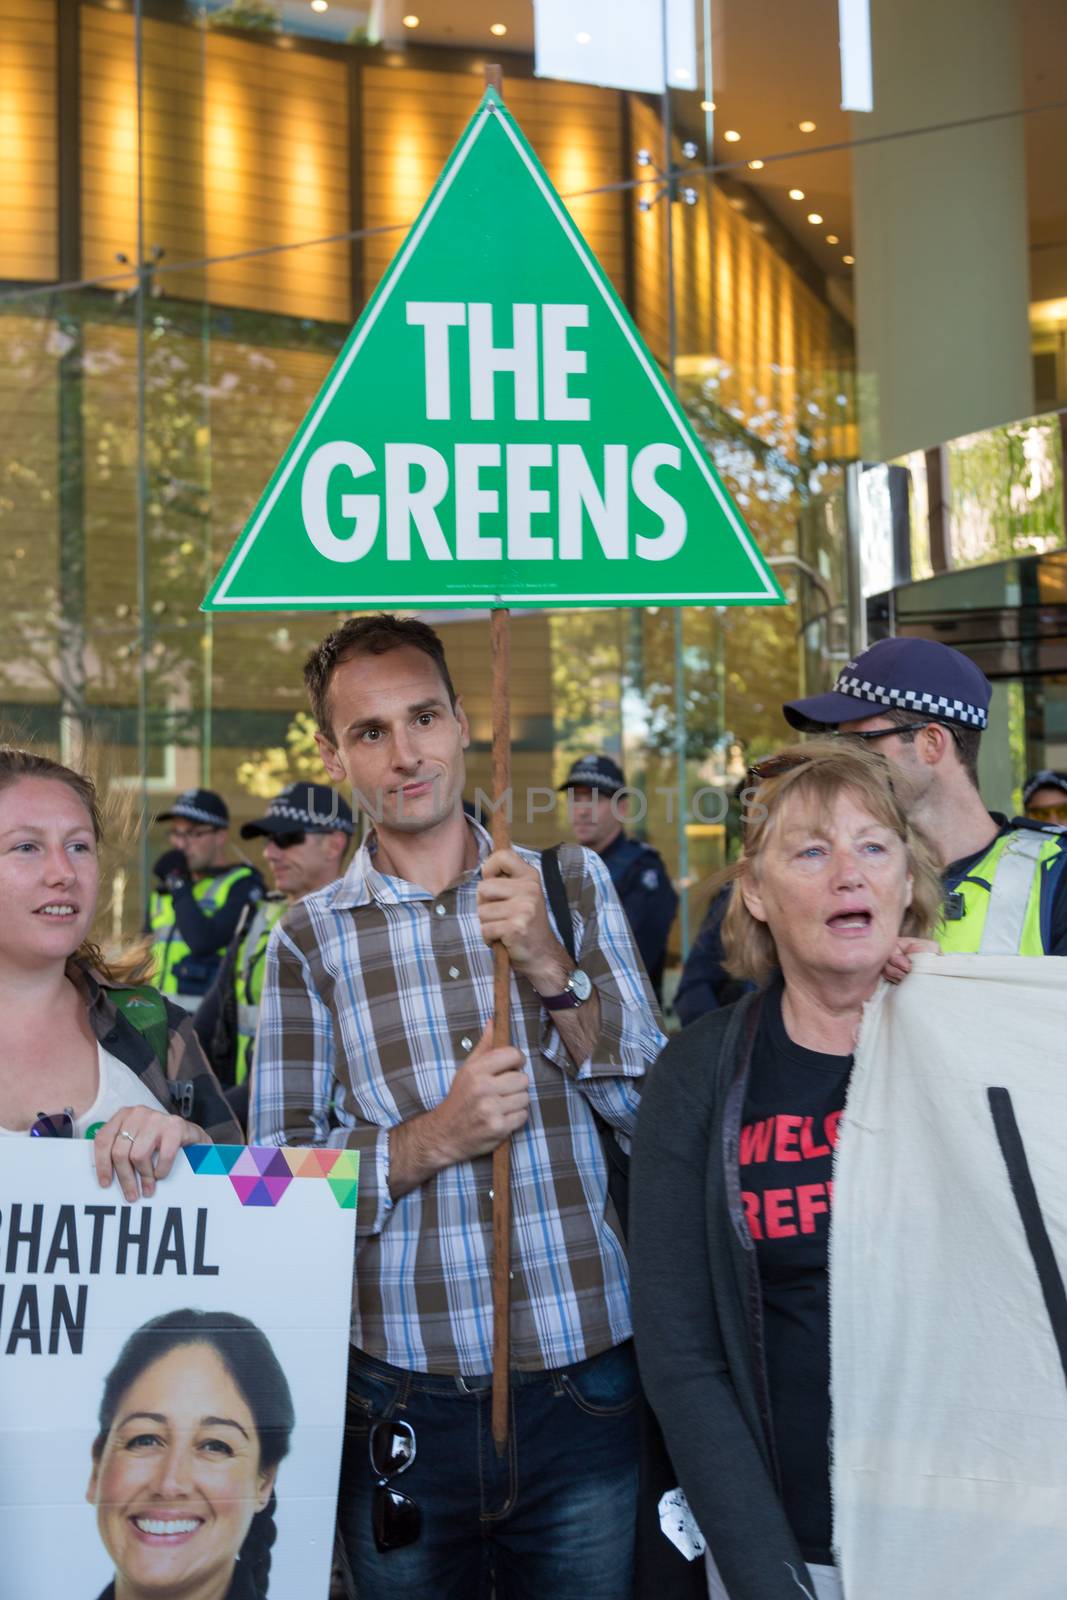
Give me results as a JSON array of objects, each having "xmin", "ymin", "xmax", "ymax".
[
  {"xmin": 484, "ymin": 56, "xmax": 513, "ymax": 1463},
  {"xmin": 489, "ymin": 604, "xmax": 512, "ymax": 1454}
]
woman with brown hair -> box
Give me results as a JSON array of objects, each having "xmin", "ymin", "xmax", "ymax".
[
  {"xmin": 0, "ymin": 748, "xmax": 240, "ymax": 1191},
  {"xmin": 630, "ymin": 741, "xmax": 942, "ymax": 1600},
  {"xmin": 88, "ymin": 1309, "xmax": 294, "ymax": 1600}
]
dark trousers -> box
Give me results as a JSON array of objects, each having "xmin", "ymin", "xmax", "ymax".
[{"xmin": 337, "ymin": 1341, "xmax": 640, "ymax": 1600}]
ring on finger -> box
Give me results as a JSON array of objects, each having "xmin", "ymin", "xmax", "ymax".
[{"xmin": 119, "ymin": 1129, "xmax": 136, "ymax": 1143}]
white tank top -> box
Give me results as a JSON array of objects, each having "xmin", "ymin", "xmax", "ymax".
[{"xmin": 0, "ymin": 1044, "xmax": 165, "ymax": 1139}]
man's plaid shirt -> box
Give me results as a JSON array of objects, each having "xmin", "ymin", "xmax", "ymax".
[{"xmin": 250, "ymin": 820, "xmax": 666, "ymax": 1376}]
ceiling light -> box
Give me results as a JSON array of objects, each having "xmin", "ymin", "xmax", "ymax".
[
  {"xmin": 843, "ymin": 254, "xmax": 855, "ymax": 265},
  {"xmin": 576, "ymin": 31, "xmax": 591, "ymax": 43},
  {"xmin": 490, "ymin": 21, "xmax": 507, "ymax": 35},
  {"xmin": 723, "ymin": 129, "xmax": 741, "ymax": 142},
  {"xmin": 826, "ymin": 233, "xmax": 839, "ymax": 244},
  {"xmin": 310, "ymin": 0, "xmax": 328, "ymax": 10},
  {"xmin": 701, "ymin": 99, "xmax": 715, "ymax": 112},
  {"xmin": 807, "ymin": 212, "xmax": 823, "ymax": 224},
  {"xmin": 402, "ymin": 13, "xmax": 420, "ymax": 26},
  {"xmin": 747, "ymin": 159, "xmax": 764, "ymax": 170},
  {"xmin": 788, "ymin": 188, "xmax": 805, "ymax": 200},
  {"xmin": 798, "ymin": 119, "xmax": 816, "ymax": 133}
]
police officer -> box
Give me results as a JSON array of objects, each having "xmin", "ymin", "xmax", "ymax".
[
  {"xmin": 782, "ymin": 637, "xmax": 1067, "ymax": 955},
  {"xmin": 1023, "ymin": 769, "xmax": 1067, "ymax": 828},
  {"xmin": 560, "ymin": 754, "xmax": 678, "ymax": 1000},
  {"xmin": 676, "ymin": 638, "xmax": 1067, "ymax": 1024},
  {"xmin": 149, "ymin": 789, "xmax": 263, "ymax": 1013},
  {"xmin": 193, "ymin": 782, "xmax": 354, "ymax": 1100}
]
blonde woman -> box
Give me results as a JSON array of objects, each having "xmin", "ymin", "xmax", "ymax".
[{"xmin": 630, "ymin": 742, "xmax": 941, "ymax": 1600}]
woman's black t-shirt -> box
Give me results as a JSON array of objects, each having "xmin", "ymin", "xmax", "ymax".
[{"xmin": 740, "ymin": 979, "xmax": 852, "ymax": 1567}]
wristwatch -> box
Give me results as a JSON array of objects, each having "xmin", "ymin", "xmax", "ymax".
[{"xmin": 538, "ymin": 968, "xmax": 593, "ymax": 1011}]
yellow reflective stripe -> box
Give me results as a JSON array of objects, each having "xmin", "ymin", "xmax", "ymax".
[
  {"xmin": 150, "ymin": 866, "xmax": 255, "ymax": 993},
  {"xmin": 235, "ymin": 1033, "xmax": 252, "ymax": 1086},
  {"xmin": 234, "ymin": 898, "xmax": 286, "ymax": 1086},
  {"xmin": 936, "ymin": 832, "xmax": 1060, "ymax": 956}
]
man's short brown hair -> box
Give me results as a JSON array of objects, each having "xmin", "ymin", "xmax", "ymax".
[
  {"xmin": 880, "ymin": 706, "xmax": 981, "ymax": 788},
  {"xmin": 304, "ymin": 615, "xmax": 458, "ymax": 741}
]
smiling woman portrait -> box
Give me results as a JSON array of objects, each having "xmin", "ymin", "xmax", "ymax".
[
  {"xmin": 629, "ymin": 741, "xmax": 942, "ymax": 1600},
  {"xmin": 0, "ymin": 748, "xmax": 240, "ymax": 1184},
  {"xmin": 88, "ymin": 1309, "xmax": 295, "ymax": 1600}
]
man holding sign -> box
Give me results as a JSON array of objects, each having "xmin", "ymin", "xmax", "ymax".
[
  {"xmin": 205, "ymin": 81, "xmax": 781, "ymax": 1598},
  {"xmin": 250, "ymin": 614, "xmax": 664, "ymax": 1598}
]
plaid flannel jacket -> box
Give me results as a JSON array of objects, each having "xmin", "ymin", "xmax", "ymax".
[{"xmin": 250, "ymin": 824, "xmax": 667, "ymax": 1376}]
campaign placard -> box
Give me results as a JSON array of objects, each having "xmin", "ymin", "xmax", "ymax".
[
  {"xmin": 0, "ymin": 1141, "xmax": 358, "ymax": 1599},
  {"xmin": 203, "ymin": 88, "xmax": 782, "ymax": 612}
]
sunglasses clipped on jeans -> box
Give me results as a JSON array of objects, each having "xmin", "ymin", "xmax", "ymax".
[{"xmin": 370, "ymin": 1418, "xmax": 421, "ymax": 1553}]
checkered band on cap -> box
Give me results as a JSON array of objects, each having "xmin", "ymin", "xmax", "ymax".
[
  {"xmin": 170, "ymin": 797, "xmax": 226, "ymax": 825},
  {"xmin": 266, "ymin": 798, "xmax": 354, "ymax": 833},
  {"xmin": 834, "ymin": 672, "xmax": 988, "ymax": 729}
]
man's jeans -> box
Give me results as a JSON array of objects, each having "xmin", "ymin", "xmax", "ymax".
[{"xmin": 337, "ymin": 1340, "xmax": 640, "ymax": 1600}]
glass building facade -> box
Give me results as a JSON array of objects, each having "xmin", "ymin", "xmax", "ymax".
[{"xmin": 2, "ymin": 0, "xmax": 1066, "ymax": 983}]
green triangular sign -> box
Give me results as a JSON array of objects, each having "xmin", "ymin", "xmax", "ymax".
[{"xmin": 203, "ymin": 88, "xmax": 783, "ymax": 612}]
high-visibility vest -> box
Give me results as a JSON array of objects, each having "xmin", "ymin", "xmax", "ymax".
[
  {"xmin": 234, "ymin": 896, "xmax": 287, "ymax": 1085},
  {"xmin": 936, "ymin": 828, "xmax": 1067, "ymax": 955},
  {"xmin": 150, "ymin": 865, "xmax": 257, "ymax": 1009}
]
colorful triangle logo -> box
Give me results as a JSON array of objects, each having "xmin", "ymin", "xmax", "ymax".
[
  {"xmin": 327, "ymin": 1178, "xmax": 359, "ymax": 1211},
  {"xmin": 230, "ymin": 1176, "xmax": 276, "ymax": 1207},
  {"xmin": 194, "ymin": 1144, "xmax": 244, "ymax": 1176},
  {"xmin": 330, "ymin": 1150, "xmax": 360, "ymax": 1183}
]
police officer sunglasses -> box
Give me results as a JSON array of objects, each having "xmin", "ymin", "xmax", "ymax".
[
  {"xmin": 1027, "ymin": 803, "xmax": 1067, "ymax": 825},
  {"xmin": 835, "ymin": 720, "xmax": 963, "ymax": 749},
  {"xmin": 268, "ymin": 830, "xmax": 308, "ymax": 850},
  {"xmin": 369, "ymin": 1418, "xmax": 421, "ymax": 1553}
]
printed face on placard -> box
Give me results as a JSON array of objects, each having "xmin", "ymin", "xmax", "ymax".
[
  {"xmin": 317, "ymin": 644, "xmax": 470, "ymax": 839},
  {"xmin": 87, "ymin": 1344, "xmax": 275, "ymax": 1599}
]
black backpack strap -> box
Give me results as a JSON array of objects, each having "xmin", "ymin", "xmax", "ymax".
[
  {"xmin": 541, "ymin": 844, "xmax": 577, "ymax": 962},
  {"xmin": 541, "ymin": 845, "xmax": 629, "ymax": 1239}
]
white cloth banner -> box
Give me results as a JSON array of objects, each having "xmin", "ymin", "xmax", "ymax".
[{"xmin": 832, "ymin": 955, "xmax": 1067, "ymax": 1599}]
